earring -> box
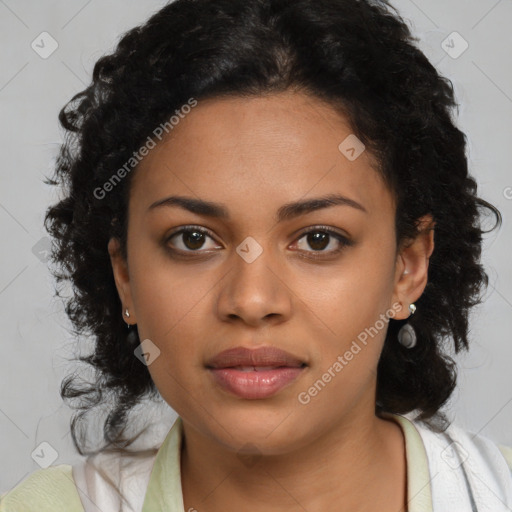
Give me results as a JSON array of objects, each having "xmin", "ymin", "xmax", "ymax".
[
  {"xmin": 398, "ymin": 324, "xmax": 416, "ymax": 348},
  {"xmin": 124, "ymin": 308, "xmax": 131, "ymax": 329},
  {"xmin": 397, "ymin": 303, "xmax": 417, "ymax": 348}
]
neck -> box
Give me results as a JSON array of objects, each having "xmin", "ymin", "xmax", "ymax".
[{"xmin": 180, "ymin": 407, "xmax": 407, "ymax": 512}]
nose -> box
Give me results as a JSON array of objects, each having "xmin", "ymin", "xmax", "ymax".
[{"xmin": 216, "ymin": 244, "xmax": 293, "ymax": 328}]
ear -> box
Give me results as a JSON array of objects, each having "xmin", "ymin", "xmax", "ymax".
[
  {"xmin": 108, "ymin": 237, "xmax": 136, "ymax": 324},
  {"xmin": 391, "ymin": 214, "xmax": 435, "ymax": 320}
]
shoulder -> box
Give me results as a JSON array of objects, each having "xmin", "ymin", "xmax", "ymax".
[
  {"xmin": 1, "ymin": 449, "xmax": 159, "ymax": 512},
  {"xmin": 409, "ymin": 416, "xmax": 512, "ymax": 508},
  {"xmin": 441, "ymin": 421, "xmax": 512, "ymax": 475},
  {"xmin": 412, "ymin": 416, "xmax": 512, "ymax": 473},
  {"xmin": 0, "ymin": 465, "xmax": 84, "ymax": 512}
]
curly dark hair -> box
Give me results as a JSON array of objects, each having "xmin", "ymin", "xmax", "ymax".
[{"xmin": 44, "ymin": 0, "xmax": 501, "ymax": 455}]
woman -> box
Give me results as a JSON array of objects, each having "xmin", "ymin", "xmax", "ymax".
[{"xmin": 1, "ymin": 0, "xmax": 511, "ymax": 510}]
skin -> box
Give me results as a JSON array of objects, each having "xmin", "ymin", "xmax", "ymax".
[{"xmin": 109, "ymin": 90, "xmax": 434, "ymax": 512}]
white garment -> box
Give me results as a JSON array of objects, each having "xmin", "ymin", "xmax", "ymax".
[
  {"xmin": 71, "ymin": 414, "xmax": 512, "ymax": 512},
  {"xmin": 413, "ymin": 419, "xmax": 512, "ymax": 511},
  {"xmin": 72, "ymin": 450, "xmax": 156, "ymax": 512}
]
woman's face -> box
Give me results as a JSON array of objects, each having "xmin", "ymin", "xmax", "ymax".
[{"xmin": 109, "ymin": 90, "xmax": 432, "ymax": 455}]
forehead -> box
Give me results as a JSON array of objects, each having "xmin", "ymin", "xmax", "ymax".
[{"xmin": 129, "ymin": 91, "xmax": 393, "ymax": 220}]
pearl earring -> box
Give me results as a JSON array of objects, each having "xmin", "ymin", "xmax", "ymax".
[{"xmin": 398, "ymin": 303, "xmax": 417, "ymax": 348}]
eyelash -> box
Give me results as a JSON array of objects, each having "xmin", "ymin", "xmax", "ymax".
[{"xmin": 164, "ymin": 225, "xmax": 353, "ymax": 259}]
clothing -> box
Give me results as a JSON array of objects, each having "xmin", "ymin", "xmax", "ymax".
[{"xmin": 1, "ymin": 413, "xmax": 512, "ymax": 511}]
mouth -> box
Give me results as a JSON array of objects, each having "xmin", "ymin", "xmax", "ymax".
[
  {"xmin": 205, "ymin": 346, "xmax": 308, "ymax": 399},
  {"xmin": 205, "ymin": 345, "xmax": 307, "ymax": 369},
  {"xmin": 222, "ymin": 365, "xmax": 307, "ymax": 371}
]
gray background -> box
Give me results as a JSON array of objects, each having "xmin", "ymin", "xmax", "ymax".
[{"xmin": 1, "ymin": 0, "xmax": 511, "ymax": 493}]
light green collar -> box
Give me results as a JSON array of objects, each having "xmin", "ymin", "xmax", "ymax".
[
  {"xmin": 382, "ymin": 412, "xmax": 433, "ymax": 512},
  {"xmin": 142, "ymin": 413, "xmax": 433, "ymax": 512},
  {"xmin": 142, "ymin": 415, "xmax": 186, "ymax": 512}
]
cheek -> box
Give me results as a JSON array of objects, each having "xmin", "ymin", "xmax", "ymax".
[
  {"xmin": 128, "ymin": 248, "xmax": 217, "ymax": 366},
  {"xmin": 129, "ymin": 258, "xmax": 211, "ymax": 413},
  {"xmin": 297, "ymin": 239, "xmax": 397, "ymax": 396},
  {"xmin": 304, "ymin": 241, "xmax": 396, "ymax": 335}
]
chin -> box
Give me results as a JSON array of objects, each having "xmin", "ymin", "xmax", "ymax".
[{"xmin": 203, "ymin": 403, "xmax": 311, "ymax": 455}]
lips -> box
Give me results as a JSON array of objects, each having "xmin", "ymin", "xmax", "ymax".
[
  {"xmin": 206, "ymin": 346, "xmax": 307, "ymax": 399},
  {"xmin": 228, "ymin": 366, "xmax": 287, "ymax": 371},
  {"xmin": 205, "ymin": 346, "xmax": 306, "ymax": 370}
]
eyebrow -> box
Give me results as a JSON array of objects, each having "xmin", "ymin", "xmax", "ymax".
[{"xmin": 147, "ymin": 193, "xmax": 367, "ymax": 222}]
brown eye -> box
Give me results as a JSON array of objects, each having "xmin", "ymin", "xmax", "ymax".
[
  {"xmin": 294, "ymin": 227, "xmax": 352, "ymax": 256},
  {"xmin": 166, "ymin": 227, "xmax": 220, "ymax": 252},
  {"xmin": 304, "ymin": 231, "xmax": 330, "ymax": 251},
  {"xmin": 181, "ymin": 230, "xmax": 206, "ymax": 250}
]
